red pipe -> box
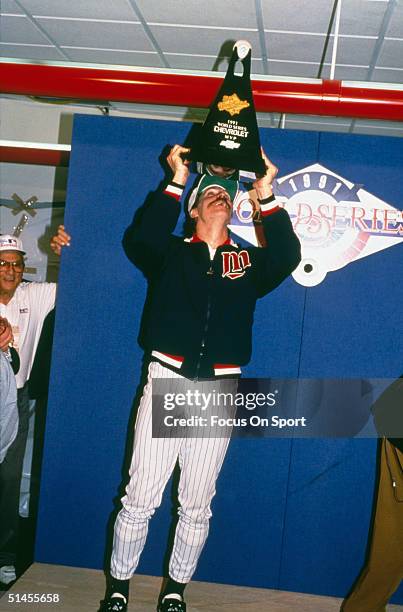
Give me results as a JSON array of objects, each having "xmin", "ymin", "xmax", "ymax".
[
  {"xmin": 1, "ymin": 62, "xmax": 403, "ymax": 121},
  {"xmin": 0, "ymin": 144, "xmax": 70, "ymax": 166},
  {"xmin": 1, "ymin": 62, "xmax": 402, "ymax": 166}
]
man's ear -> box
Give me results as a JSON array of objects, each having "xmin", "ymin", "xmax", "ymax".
[{"xmin": 190, "ymin": 207, "xmax": 199, "ymax": 219}]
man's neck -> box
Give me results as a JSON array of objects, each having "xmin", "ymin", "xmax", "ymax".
[
  {"xmin": 195, "ymin": 221, "xmax": 229, "ymax": 249},
  {"xmin": 0, "ymin": 291, "xmax": 15, "ymax": 305}
]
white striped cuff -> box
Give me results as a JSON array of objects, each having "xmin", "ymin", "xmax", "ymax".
[
  {"xmin": 213, "ymin": 365, "xmax": 242, "ymax": 376},
  {"xmin": 164, "ymin": 183, "xmax": 185, "ymax": 201},
  {"xmin": 151, "ymin": 350, "xmax": 184, "ymax": 369}
]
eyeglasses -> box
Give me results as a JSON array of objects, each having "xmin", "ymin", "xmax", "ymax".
[{"xmin": 0, "ymin": 259, "xmax": 25, "ymax": 272}]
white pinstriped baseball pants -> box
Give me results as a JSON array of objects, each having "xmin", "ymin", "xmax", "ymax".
[{"xmin": 110, "ymin": 361, "xmax": 232, "ymax": 583}]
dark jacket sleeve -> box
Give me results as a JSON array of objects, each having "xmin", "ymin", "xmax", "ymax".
[
  {"xmin": 9, "ymin": 347, "xmax": 20, "ymax": 375},
  {"xmin": 28, "ymin": 309, "xmax": 55, "ymax": 399},
  {"xmin": 122, "ymin": 188, "xmax": 181, "ymax": 279},
  {"xmin": 252, "ymin": 206, "xmax": 301, "ymax": 297}
]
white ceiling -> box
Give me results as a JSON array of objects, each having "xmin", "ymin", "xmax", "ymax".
[{"xmin": 1, "ymin": 0, "xmax": 403, "ymax": 136}]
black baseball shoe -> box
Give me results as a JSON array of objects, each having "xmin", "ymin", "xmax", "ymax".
[
  {"xmin": 98, "ymin": 596, "xmax": 127, "ymax": 612},
  {"xmin": 157, "ymin": 597, "xmax": 187, "ymax": 612}
]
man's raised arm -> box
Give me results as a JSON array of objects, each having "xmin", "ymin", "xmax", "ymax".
[
  {"xmin": 252, "ymin": 148, "xmax": 301, "ymax": 295},
  {"xmin": 122, "ymin": 145, "xmax": 190, "ymax": 273}
]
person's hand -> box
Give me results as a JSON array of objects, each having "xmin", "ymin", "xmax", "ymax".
[
  {"xmin": 253, "ymin": 148, "xmax": 278, "ymax": 200},
  {"xmin": 50, "ymin": 225, "xmax": 71, "ymax": 256},
  {"xmin": 0, "ymin": 317, "xmax": 13, "ymax": 352},
  {"xmin": 166, "ymin": 144, "xmax": 191, "ymax": 186}
]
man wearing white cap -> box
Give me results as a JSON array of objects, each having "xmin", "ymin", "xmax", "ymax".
[{"xmin": 0, "ymin": 230, "xmax": 69, "ymax": 586}]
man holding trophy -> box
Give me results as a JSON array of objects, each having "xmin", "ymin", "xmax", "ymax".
[{"xmin": 100, "ymin": 41, "xmax": 301, "ymax": 612}]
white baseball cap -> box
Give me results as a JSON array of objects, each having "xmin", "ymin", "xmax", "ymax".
[{"xmin": 0, "ymin": 235, "xmax": 25, "ymax": 254}]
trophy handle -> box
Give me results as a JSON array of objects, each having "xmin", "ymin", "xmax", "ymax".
[{"xmin": 228, "ymin": 40, "xmax": 252, "ymax": 80}]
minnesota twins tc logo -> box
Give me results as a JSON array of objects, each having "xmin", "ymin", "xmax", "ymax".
[{"xmin": 221, "ymin": 250, "xmax": 251, "ymax": 280}]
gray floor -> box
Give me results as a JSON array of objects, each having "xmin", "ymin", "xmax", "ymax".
[{"xmin": 0, "ymin": 563, "xmax": 402, "ymax": 612}]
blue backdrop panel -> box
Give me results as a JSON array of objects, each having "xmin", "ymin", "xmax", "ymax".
[
  {"xmin": 279, "ymin": 438, "xmax": 378, "ymax": 596},
  {"xmin": 299, "ymin": 245, "xmax": 403, "ymax": 378},
  {"xmin": 318, "ymin": 130, "xmax": 403, "ymax": 211},
  {"xmin": 279, "ymin": 132, "xmax": 403, "ymax": 602},
  {"xmin": 35, "ymin": 116, "xmax": 402, "ymax": 603}
]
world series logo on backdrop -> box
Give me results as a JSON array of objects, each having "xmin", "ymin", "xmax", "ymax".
[{"xmin": 229, "ymin": 163, "xmax": 403, "ymax": 286}]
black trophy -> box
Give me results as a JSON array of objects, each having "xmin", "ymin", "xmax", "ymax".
[{"xmin": 189, "ymin": 40, "xmax": 266, "ymax": 176}]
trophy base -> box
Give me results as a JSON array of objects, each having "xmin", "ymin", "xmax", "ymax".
[{"xmin": 191, "ymin": 147, "xmax": 266, "ymax": 176}]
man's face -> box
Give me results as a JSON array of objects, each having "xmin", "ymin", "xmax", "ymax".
[
  {"xmin": 191, "ymin": 187, "xmax": 233, "ymax": 225},
  {"xmin": 0, "ymin": 251, "xmax": 24, "ymax": 298}
]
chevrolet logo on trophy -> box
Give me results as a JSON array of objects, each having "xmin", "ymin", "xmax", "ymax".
[{"xmin": 189, "ymin": 40, "xmax": 266, "ymax": 177}]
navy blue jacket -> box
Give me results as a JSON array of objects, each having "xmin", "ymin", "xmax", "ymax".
[{"xmin": 123, "ymin": 185, "xmax": 301, "ymax": 378}]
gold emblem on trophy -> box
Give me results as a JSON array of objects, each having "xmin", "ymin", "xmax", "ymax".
[{"xmin": 218, "ymin": 93, "xmax": 250, "ymax": 117}]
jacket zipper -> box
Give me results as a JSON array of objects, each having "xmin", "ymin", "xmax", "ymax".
[{"xmin": 194, "ymin": 263, "xmax": 213, "ymax": 381}]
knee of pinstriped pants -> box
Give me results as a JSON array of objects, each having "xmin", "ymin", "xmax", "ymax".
[
  {"xmin": 119, "ymin": 497, "xmax": 159, "ymax": 523},
  {"xmin": 177, "ymin": 504, "xmax": 212, "ymax": 526}
]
